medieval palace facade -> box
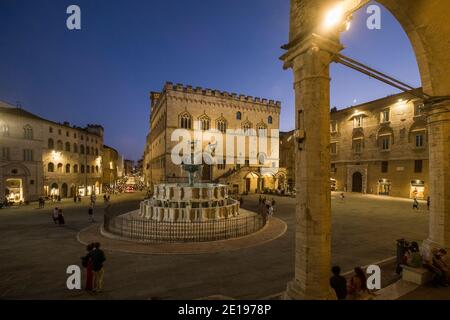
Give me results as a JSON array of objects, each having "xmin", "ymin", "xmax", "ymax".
[{"xmin": 143, "ymin": 82, "xmax": 286, "ymax": 194}]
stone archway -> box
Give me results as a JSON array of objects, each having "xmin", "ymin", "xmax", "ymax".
[
  {"xmin": 283, "ymin": 0, "xmax": 450, "ymax": 299},
  {"xmin": 347, "ymin": 165, "xmax": 368, "ymax": 193}
]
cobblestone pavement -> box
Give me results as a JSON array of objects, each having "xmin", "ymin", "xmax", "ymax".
[{"xmin": 0, "ymin": 192, "xmax": 428, "ymax": 299}]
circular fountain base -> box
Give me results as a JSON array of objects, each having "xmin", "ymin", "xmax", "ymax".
[{"xmin": 103, "ymin": 208, "xmax": 265, "ymax": 243}]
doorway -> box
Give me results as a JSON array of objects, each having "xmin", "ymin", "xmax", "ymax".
[{"xmin": 352, "ymin": 172, "xmax": 363, "ymax": 193}]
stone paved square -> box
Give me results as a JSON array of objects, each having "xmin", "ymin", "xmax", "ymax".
[{"xmin": 0, "ymin": 192, "xmax": 428, "ymax": 299}]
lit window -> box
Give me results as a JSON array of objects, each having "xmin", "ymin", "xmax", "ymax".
[
  {"xmin": 353, "ymin": 116, "xmax": 363, "ymax": 128},
  {"xmin": 1, "ymin": 125, "xmax": 9, "ymax": 137},
  {"xmin": 330, "ymin": 121, "xmax": 338, "ymax": 133},
  {"xmin": 381, "ymin": 135, "xmax": 391, "ymax": 151},
  {"xmin": 414, "ymin": 101, "xmax": 424, "ymax": 116},
  {"xmin": 381, "ymin": 109, "xmax": 390, "ymax": 123}
]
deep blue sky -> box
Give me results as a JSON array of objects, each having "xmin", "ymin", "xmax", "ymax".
[{"xmin": 0, "ymin": 0, "xmax": 420, "ymax": 160}]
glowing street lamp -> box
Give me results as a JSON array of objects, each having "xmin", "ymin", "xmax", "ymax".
[
  {"xmin": 324, "ymin": 4, "xmax": 345, "ymax": 29},
  {"xmin": 322, "ymin": 0, "xmax": 367, "ymax": 32}
]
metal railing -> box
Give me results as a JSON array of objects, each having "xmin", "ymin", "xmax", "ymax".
[{"xmin": 103, "ymin": 211, "xmax": 267, "ymax": 243}]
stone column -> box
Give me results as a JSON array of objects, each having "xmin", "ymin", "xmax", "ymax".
[
  {"xmin": 422, "ymin": 100, "xmax": 450, "ymax": 261},
  {"xmin": 283, "ymin": 34, "xmax": 342, "ymax": 300}
]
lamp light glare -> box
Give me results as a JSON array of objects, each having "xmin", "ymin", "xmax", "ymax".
[{"xmin": 324, "ymin": 5, "xmax": 344, "ymax": 29}]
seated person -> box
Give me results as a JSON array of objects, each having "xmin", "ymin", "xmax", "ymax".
[
  {"xmin": 348, "ymin": 267, "xmax": 369, "ymax": 299},
  {"xmin": 406, "ymin": 242, "xmax": 423, "ymax": 268},
  {"xmin": 433, "ymin": 249, "xmax": 450, "ymax": 286}
]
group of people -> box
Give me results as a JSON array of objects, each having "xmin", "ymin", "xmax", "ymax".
[
  {"xmin": 330, "ymin": 266, "xmax": 375, "ymax": 300},
  {"xmin": 51, "ymin": 207, "xmax": 65, "ymax": 225},
  {"xmin": 38, "ymin": 197, "xmax": 46, "ymax": 208},
  {"xmin": 399, "ymin": 240, "xmax": 449, "ymax": 287},
  {"xmin": 258, "ymin": 196, "xmax": 275, "ymax": 219},
  {"xmin": 81, "ymin": 242, "xmax": 106, "ymax": 293}
]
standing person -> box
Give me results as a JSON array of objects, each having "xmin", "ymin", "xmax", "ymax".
[
  {"xmin": 57, "ymin": 208, "xmax": 65, "ymax": 225},
  {"xmin": 427, "ymin": 196, "xmax": 431, "ymax": 210},
  {"xmin": 258, "ymin": 195, "xmax": 262, "ymax": 207},
  {"xmin": 271, "ymin": 198, "xmax": 275, "ymax": 207},
  {"xmin": 92, "ymin": 242, "xmax": 106, "ymax": 293},
  {"xmin": 330, "ymin": 266, "xmax": 347, "ymax": 300},
  {"xmin": 88, "ymin": 205, "xmax": 94, "ymax": 222},
  {"xmin": 57, "ymin": 195, "xmax": 61, "ymax": 202},
  {"xmin": 413, "ymin": 198, "xmax": 419, "ymax": 210},
  {"xmin": 73, "ymin": 194, "xmax": 77, "ymax": 203},
  {"xmin": 81, "ymin": 244, "xmax": 94, "ymax": 292},
  {"xmin": 52, "ymin": 207, "xmax": 59, "ymax": 225},
  {"xmin": 268, "ymin": 205, "xmax": 274, "ymax": 219},
  {"xmin": 78, "ymin": 194, "xmax": 82, "ymax": 203}
]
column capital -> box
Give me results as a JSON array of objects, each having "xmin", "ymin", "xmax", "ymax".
[
  {"xmin": 423, "ymin": 96, "xmax": 450, "ymax": 123},
  {"xmin": 280, "ymin": 33, "xmax": 343, "ymax": 70}
]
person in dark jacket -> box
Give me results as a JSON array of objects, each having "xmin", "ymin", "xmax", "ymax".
[
  {"xmin": 91, "ymin": 242, "xmax": 106, "ymax": 293},
  {"xmin": 81, "ymin": 243, "xmax": 94, "ymax": 292},
  {"xmin": 330, "ymin": 266, "xmax": 347, "ymax": 300},
  {"xmin": 57, "ymin": 209, "xmax": 65, "ymax": 225}
]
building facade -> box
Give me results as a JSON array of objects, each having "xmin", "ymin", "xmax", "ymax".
[
  {"xmin": 0, "ymin": 103, "xmax": 44, "ymax": 203},
  {"xmin": 330, "ymin": 90, "xmax": 428, "ymax": 199},
  {"xmin": 144, "ymin": 82, "xmax": 284, "ymax": 194},
  {"xmin": 1, "ymin": 101, "xmax": 104, "ymax": 203},
  {"xmin": 102, "ymin": 145, "xmax": 121, "ymax": 189}
]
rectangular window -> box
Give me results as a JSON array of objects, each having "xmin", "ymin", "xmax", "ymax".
[
  {"xmin": 353, "ymin": 138, "xmax": 363, "ymax": 154},
  {"xmin": 381, "ymin": 135, "xmax": 391, "ymax": 151},
  {"xmin": 330, "ymin": 142, "xmax": 337, "ymax": 155},
  {"xmin": 49, "ymin": 127, "xmax": 53, "ymax": 133},
  {"xmin": 381, "ymin": 161, "xmax": 389, "ymax": 173},
  {"xmin": 330, "ymin": 121, "xmax": 338, "ymax": 133},
  {"xmin": 381, "ymin": 109, "xmax": 390, "ymax": 123},
  {"xmin": 1, "ymin": 147, "xmax": 10, "ymax": 160},
  {"xmin": 2, "ymin": 125, "xmax": 9, "ymax": 136},
  {"xmin": 414, "ymin": 101, "xmax": 424, "ymax": 116},
  {"xmin": 23, "ymin": 149, "xmax": 33, "ymax": 161},
  {"xmin": 353, "ymin": 116, "xmax": 363, "ymax": 128},
  {"xmin": 415, "ymin": 160, "xmax": 423, "ymax": 173},
  {"xmin": 415, "ymin": 133, "xmax": 425, "ymax": 148}
]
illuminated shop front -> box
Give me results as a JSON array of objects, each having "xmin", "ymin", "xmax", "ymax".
[
  {"xmin": 410, "ymin": 180, "xmax": 425, "ymax": 199},
  {"xmin": 378, "ymin": 179, "xmax": 391, "ymax": 196},
  {"xmin": 5, "ymin": 178, "xmax": 24, "ymax": 203}
]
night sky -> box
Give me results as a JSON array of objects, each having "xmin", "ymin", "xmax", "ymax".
[{"xmin": 0, "ymin": 0, "xmax": 421, "ymax": 160}]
